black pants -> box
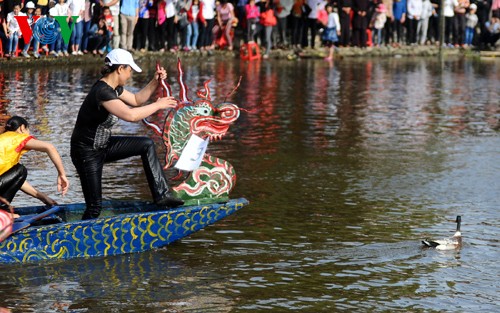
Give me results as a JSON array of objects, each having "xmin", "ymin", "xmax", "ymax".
[
  {"xmin": 71, "ymin": 136, "xmax": 171, "ymax": 220},
  {"xmin": 339, "ymin": 12, "xmax": 351, "ymax": 46},
  {"xmin": 0, "ymin": 164, "xmax": 27, "ymax": 204}
]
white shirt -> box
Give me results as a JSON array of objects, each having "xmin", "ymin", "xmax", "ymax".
[
  {"xmin": 443, "ymin": 0, "xmax": 458, "ymax": 17},
  {"xmin": 327, "ymin": 12, "xmax": 340, "ymax": 30},
  {"xmin": 68, "ymin": 0, "xmax": 86, "ymax": 22},
  {"xmin": 54, "ymin": 3, "xmax": 70, "ymax": 16},
  {"xmin": 7, "ymin": 12, "xmax": 26, "ymax": 33},
  {"xmin": 407, "ymin": 0, "xmax": 423, "ymax": 19},
  {"xmin": 201, "ymin": 0, "xmax": 215, "ymax": 19}
]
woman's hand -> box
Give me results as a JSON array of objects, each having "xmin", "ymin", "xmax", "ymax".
[
  {"xmin": 58, "ymin": 174, "xmax": 69, "ymax": 196},
  {"xmin": 156, "ymin": 96, "xmax": 178, "ymax": 110},
  {"xmin": 155, "ymin": 67, "xmax": 167, "ymax": 82},
  {"xmin": 37, "ymin": 192, "xmax": 58, "ymax": 206}
]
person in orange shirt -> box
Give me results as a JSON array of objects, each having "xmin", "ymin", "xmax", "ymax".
[{"xmin": 0, "ymin": 116, "xmax": 69, "ymax": 212}]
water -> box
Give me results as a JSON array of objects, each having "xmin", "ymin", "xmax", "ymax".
[{"xmin": 0, "ymin": 56, "xmax": 499, "ymax": 312}]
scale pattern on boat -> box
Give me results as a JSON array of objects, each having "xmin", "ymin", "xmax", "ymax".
[{"xmin": 0, "ymin": 199, "xmax": 247, "ymax": 263}]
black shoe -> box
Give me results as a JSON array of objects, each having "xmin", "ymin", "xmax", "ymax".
[{"xmin": 155, "ymin": 193, "xmax": 184, "ymax": 207}]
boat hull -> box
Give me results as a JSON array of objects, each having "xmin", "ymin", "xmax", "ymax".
[{"xmin": 0, "ymin": 198, "xmax": 248, "ymax": 264}]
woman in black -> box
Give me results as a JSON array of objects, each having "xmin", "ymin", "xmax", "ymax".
[{"xmin": 71, "ymin": 48, "xmax": 183, "ymax": 220}]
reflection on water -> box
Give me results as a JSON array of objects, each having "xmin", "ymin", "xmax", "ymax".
[{"xmin": 0, "ymin": 58, "xmax": 499, "ymax": 312}]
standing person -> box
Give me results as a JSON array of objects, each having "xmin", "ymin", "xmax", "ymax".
[
  {"xmin": 301, "ymin": 0, "xmax": 322, "ymax": 48},
  {"xmin": 186, "ymin": 0, "xmax": 204, "ymax": 50},
  {"xmin": 322, "ymin": 3, "xmax": 340, "ymax": 60},
  {"xmin": 53, "ymin": 0, "xmax": 70, "ymax": 56},
  {"xmin": 338, "ymin": 0, "xmax": 352, "ymax": 46},
  {"xmin": 259, "ymin": 0, "xmax": 276, "ymax": 58},
  {"xmin": 290, "ymin": 0, "xmax": 305, "ymax": 48},
  {"xmin": 382, "ymin": 0, "xmax": 393, "ymax": 45},
  {"xmin": 157, "ymin": 0, "xmax": 167, "ymax": 51},
  {"xmin": 68, "ymin": 0, "xmax": 85, "ymax": 54},
  {"xmin": 199, "ymin": 0, "xmax": 216, "ymax": 51},
  {"xmin": 464, "ymin": 3, "xmax": 477, "ymax": 46},
  {"xmin": 406, "ymin": 0, "xmax": 422, "ymax": 45},
  {"xmin": 81, "ymin": 0, "xmax": 94, "ymax": 54},
  {"xmin": 427, "ymin": 0, "xmax": 439, "ymax": 44},
  {"xmin": 0, "ymin": 116, "xmax": 69, "ymax": 209},
  {"xmin": 392, "ymin": 0, "xmax": 406, "ymax": 46},
  {"xmin": 371, "ymin": 2, "xmax": 386, "ymax": 46},
  {"xmin": 135, "ymin": 0, "xmax": 153, "ymax": 51},
  {"xmin": 417, "ymin": 0, "xmax": 432, "ymax": 44},
  {"xmin": 453, "ymin": 0, "xmax": 468, "ymax": 46},
  {"xmin": 352, "ymin": 0, "xmax": 369, "ymax": 47},
  {"xmin": 443, "ymin": 0, "xmax": 458, "ymax": 46},
  {"xmin": 101, "ymin": 0, "xmax": 120, "ymax": 48},
  {"xmin": 0, "ymin": 6, "xmax": 8, "ymax": 53},
  {"xmin": 119, "ymin": 0, "xmax": 139, "ymax": 51},
  {"xmin": 275, "ymin": 0, "xmax": 293, "ymax": 48},
  {"xmin": 245, "ymin": 0, "xmax": 260, "ymax": 42},
  {"xmin": 70, "ymin": 49, "xmax": 184, "ymax": 220}
]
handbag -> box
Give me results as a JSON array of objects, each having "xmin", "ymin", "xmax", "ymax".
[{"xmin": 260, "ymin": 9, "xmax": 277, "ymax": 27}]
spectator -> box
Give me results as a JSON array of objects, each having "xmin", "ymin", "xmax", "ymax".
[
  {"xmin": 275, "ymin": 0, "xmax": 293, "ymax": 48},
  {"xmin": 6, "ymin": 4, "xmax": 25, "ymax": 58},
  {"xmin": 382, "ymin": 0, "xmax": 393, "ymax": 45},
  {"xmin": 186, "ymin": 0, "xmax": 204, "ymax": 50},
  {"xmin": 371, "ymin": 2, "xmax": 386, "ymax": 47},
  {"xmin": 101, "ymin": 0, "xmax": 120, "ymax": 48},
  {"xmin": 86, "ymin": 16, "xmax": 109, "ymax": 54},
  {"xmin": 352, "ymin": 0, "xmax": 369, "ymax": 47},
  {"xmin": 102, "ymin": 5, "xmax": 114, "ymax": 52},
  {"xmin": 302, "ymin": 0, "xmax": 322, "ymax": 48},
  {"xmin": 453, "ymin": 0, "xmax": 468, "ymax": 46},
  {"xmin": 259, "ymin": 0, "xmax": 276, "ymax": 58},
  {"xmin": 480, "ymin": 15, "xmax": 500, "ymax": 48},
  {"xmin": 20, "ymin": 1, "xmax": 35, "ymax": 58},
  {"xmin": 464, "ymin": 3, "xmax": 477, "ymax": 46},
  {"xmin": 392, "ymin": 0, "xmax": 406, "ymax": 45},
  {"xmin": 443, "ymin": 0, "xmax": 458, "ymax": 46},
  {"xmin": 52, "ymin": 0, "xmax": 70, "ymax": 56},
  {"xmin": 213, "ymin": 0, "xmax": 235, "ymax": 50},
  {"xmin": 199, "ymin": 0, "xmax": 216, "ymax": 51},
  {"xmin": 68, "ymin": 0, "xmax": 85, "ymax": 54},
  {"xmin": 245, "ymin": 0, "xmax": 260, "ymax": 42},
  {"xmin": 290, "ymin": 0, "xmax": 305, "ymax": 48},
  {"xmin": 417, "ymin": 0, "xmax": 433, "ymax": 44},
  {"xmin": 407, "ymin": 0, "xmax": 422, "ymax": 45},
  {"xmin": 0, "ymin": 6, "xmax": 8, "ymax": 54},
  {"xmin": 119, "ymin": 0, "xmax": 139, "ymax": 51},
  {"xmin": 134, "ymin": 0, "xmax": 153, "ymax": 51},
  {"xmin": 322, "ymin": 3, "xmax": 340, "ymax": 60}
]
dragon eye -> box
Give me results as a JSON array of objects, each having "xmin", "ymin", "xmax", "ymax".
[{"xmin": 195, "ymin": 107, "xmax": 211, "ymax": 116}]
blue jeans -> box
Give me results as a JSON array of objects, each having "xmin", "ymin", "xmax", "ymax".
[
  {"xmin": 186, "ymin": 22, "xmax": 199, "ymax": 49},
  {"xmin": 81, "ymin": 20, "xmax": 92, "ymax": 51},
  {"xmin": 8, "ymin": 32, "xmax": 19, "ymax": 54},
  {"xmin": 465, "ymin": 27, "xmax": 474, "ymax": 45},
  {"xmin": 70, "ymin": 21, "xmax": 84, "ymax": 49}
]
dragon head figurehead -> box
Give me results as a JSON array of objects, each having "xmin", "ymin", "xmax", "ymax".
[{"xmin": 144, "ymin": 59, "xmax": 242, "ymax": 205}]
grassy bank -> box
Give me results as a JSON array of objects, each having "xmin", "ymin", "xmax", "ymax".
[{"xmin": 0, "ymin": 45, "xmax": 496, "ymax": 68}]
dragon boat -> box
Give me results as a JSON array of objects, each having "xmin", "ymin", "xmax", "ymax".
[
  {"xmin": 0, "ymin": 59, "xmax": 249, "ymax": 264},
  {"xmin": 0, "ymin": 198, "xmax": 248, "ymax": 264}
]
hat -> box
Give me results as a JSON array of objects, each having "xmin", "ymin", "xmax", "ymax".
[
  {"xmin": 26, "ymin": 1, "xmax": 36, "ymax": 9},
  {"xmin": 469, "ymin": 3, "xmax": 477, "ymax": 10},
  {"xmin": 105, "ymin": 48, "xmax": 142, "ymax": 72},
  {"xmin": 376, "ymin": 3, "xmax": 386, "ymax": 12}
]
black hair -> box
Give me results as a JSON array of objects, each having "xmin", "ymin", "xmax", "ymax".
[
  {"xmin": 101, "ymin": 57, "xmax": 128, "ymax": 76},
  {"xmin": 5, "ymin": 116, "xmax": 29, "ymax": 132}
]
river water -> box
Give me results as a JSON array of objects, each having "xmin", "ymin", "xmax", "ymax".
[{"xmin": 0, "ymin": 56, "xmax": 499, "ymax": 312}]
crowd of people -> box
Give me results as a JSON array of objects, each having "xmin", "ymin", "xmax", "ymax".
[{"xmin": 1, "ymin": 0, "xmax": 499, "ymax": 60}]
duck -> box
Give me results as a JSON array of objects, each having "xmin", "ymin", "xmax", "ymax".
[{"xmin": 422, "ymin": 216, "xmax": 462, "ymax": 250}]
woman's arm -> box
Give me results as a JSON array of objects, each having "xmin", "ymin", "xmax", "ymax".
[
  {"xmin": 24, "ymin": 139, "xmax": 69, "ymax": 196},
  {"xmin": 20, "ymin": 182, "xmax": 58, "ymax": 205},
  {"xmin": 118, "ymin": 66, "xmax": 168, "ymax": 107},
  {"xmin": 102, "ymin": 96, "xmax": 178, "ymax": 122}
]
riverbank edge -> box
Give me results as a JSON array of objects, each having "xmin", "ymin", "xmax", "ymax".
[{"xmin": 0, "ymin": 46, "xmax": 498, "ymax": 68}]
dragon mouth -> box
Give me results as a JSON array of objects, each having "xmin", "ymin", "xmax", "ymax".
[{"xmin": 191, "ymin": 104, "xmax": 240, "ymax": 142}]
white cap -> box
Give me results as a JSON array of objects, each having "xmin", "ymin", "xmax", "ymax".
[
  {"xmin": 105, "ymin": 48, "xmax": 142, "ymax": 72},
  {"xmin": 26, "ymin": 1, "xmax": 36, "ymax": 9},
  {"xmin": 469, "ymin": 3, "xmax": 477, "ymax": 10}
]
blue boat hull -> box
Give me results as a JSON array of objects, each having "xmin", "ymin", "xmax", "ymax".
[{"xmin": 0, "ymin": 198, "xmax": 248, "ymax": 264}]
